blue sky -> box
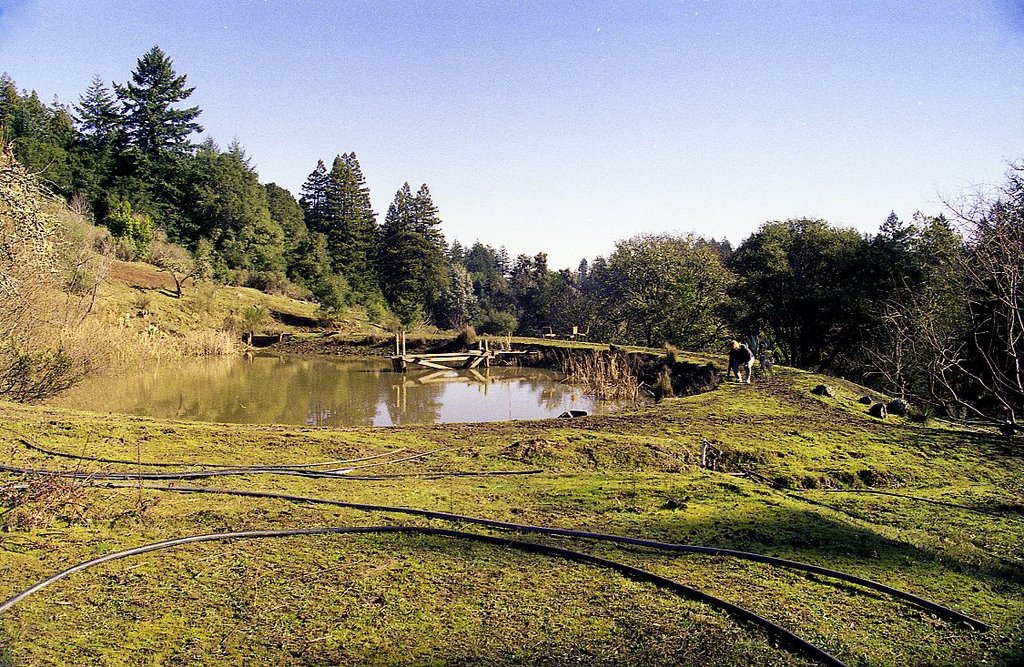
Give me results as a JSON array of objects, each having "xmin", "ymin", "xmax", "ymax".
[{"xmin": 1, "ymin": 0, "xmax": 1022, "ymax": 268}]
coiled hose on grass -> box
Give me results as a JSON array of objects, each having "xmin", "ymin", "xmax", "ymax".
[
  {"xmin": 97, "ymin": 482, "xmax": 988, "ymax": 630},
  {"xmin": 0, "ymin": 524, "xmax": 850, "ymax": 667}
]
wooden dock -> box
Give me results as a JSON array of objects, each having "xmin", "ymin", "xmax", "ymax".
[
  {"xmin": 390, "ymin": 332, "xmax": 526, "ymax": 372},
  {"xmin": 392, "ymin": 350, "xmax": 490, "ymax": 372}
]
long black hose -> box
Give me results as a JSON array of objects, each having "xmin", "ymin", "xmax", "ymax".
[
  {"xmin": 11, "ymin": 434, "xmax": 408, "ymax": 469},
  {"xmin": 0, "ymin": 464, "xmax": 542, "ymax": 481},
  {"xmin": 0, "ymin": 524, "xmax": 849, "ymax": 667},
  {"xmin": 96, "ymin": 482, "xmax": 988, "ymax": 630},
  {"xmin": 9, "ymin": 429, "xmax": 454, "ymax": 475}
]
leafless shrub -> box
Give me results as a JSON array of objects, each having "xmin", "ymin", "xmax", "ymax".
[
  {"xmin": 0, "ymin": 473, "xmax": 90, "ymax": 530},
  {"xmin": 0, "ymin": 142, "xmax": 103, "ymax": 402},
  {"xmin": 148, "ymin": 238, "xmax": 197, "ymax": 298},
  {"xmin": 928, "ymin": 162, "xmax": 1024, "ymax": 430}
]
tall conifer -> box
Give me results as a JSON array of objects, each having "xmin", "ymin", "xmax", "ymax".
[
  {"xmin": 114, "ymin": 46, "xmax": 202, "ymax": 157},
  {"xmin": 74, "ymin": 76, "xmax": 120, "ymax": 149},
  {"xmin": 378, "ymin": 183, "xmax": 448, "ymax": 322},
  {"xmin": 299, "ymin": 160, "xmax": 329, "ymax": 233}
]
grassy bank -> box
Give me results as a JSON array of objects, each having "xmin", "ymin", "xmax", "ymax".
[{"xmin": 0, "ymin": 364, "xmax": 1021, "ymax": 666}]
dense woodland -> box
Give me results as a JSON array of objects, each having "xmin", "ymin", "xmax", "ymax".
[{"xmin": 2, "ymin": 47, "xmax": 1023, "ymax": 431}]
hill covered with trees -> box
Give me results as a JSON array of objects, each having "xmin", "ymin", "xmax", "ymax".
[{"xmin": 2, "ymin": 46, "xmax": 1022, "ymax": 432}]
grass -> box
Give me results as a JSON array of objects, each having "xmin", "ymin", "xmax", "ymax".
[
  {"xmin": 98, "ymin": 261, "xmax": 324, "ymax": 338},
  {"xmin": 0, "ymin": 365, "xmax": 1021, "ymax": 665}
]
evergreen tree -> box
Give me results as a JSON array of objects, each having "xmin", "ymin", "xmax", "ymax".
[
  {"xmin": 299, "ymin": 160, "xmax": 329, "ymax": 233},
  {"xmin": 114, "ymin": 46, "xmax": 202, "ymax": 157},
  {"xmin": 265, "ymin": 183, "xmax": 306, "ymax": 251},
  {"xmin": 459, "ymin": 241, "xmax": 514, "ymax": 322},
  {"xmin": 729, "ymin": 218, "xmax": 869, "ymax": 369},
  {"xmin": 71, "ymin": 76, "xmax": 123, "ymax": 207},
  {"xmin": 289, "ymin": 232, "xmax": 349, "ymax": 311},
  {"xmin": 378, "ymin": 182, "xmax": 448, "ymax": 323},
  {"xmin": 0, "ymin": 74, "xmax": 18, "ymax": 131},
  {"xmin": 449, "ymin": 239, "xmax": 466, "ymax": 265},
  {"xmin": 187, "ymin": 145, "xmax": 284, "ymax": 272},
  {"xmin": 0, "ymin": 77, "xmax": 75, "ymax": 192},
  {"xmin": 465, "ymin": 242, "xmax": 498, "ymax": 277},
  {"xmin": 342, "ymin": 153, "xmax": 378, "ymax": 278},
  {"xmin": 320, "ymin": 153, "xmax": 378, "ymax": 294},
  {"xmin": 74, "ymin": 76, "xmax": 120, "ymax": 149},
  {"xmin": 434, "ymin": 264, "xmax": 477, "ymax": 329},
  {"xmin": 597, "ymin": 234, "xmax": 732, "ymax": 349}
]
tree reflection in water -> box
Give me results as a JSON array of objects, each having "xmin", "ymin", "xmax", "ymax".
[{"xmin": 54, "ymin": 355, "xmax": 643, "ymax": 427}]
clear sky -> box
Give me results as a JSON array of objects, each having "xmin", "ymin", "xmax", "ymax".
[{"xmin": 1, "ymin": 0, "xmax": 1022, "ymax": 268}]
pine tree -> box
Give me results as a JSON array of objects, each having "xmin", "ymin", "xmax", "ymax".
[
  {"xmin": 188, "ymin": 145, "xmax": 284, "ymax": 272},
  {"xmin": 0, "ymin": 74, "xmax": 18, "ymax": 131},
  {"xmin": 299, "ymin": 159, "xmax": 329, "ymax": 233},
  {"xmin": 497, "ymin": 245, "xmax": 510, "ymax": 277},
  {"xmin": 378, "ymin": 183, "xmax": 448, "ymax": 322},
  {"xmin": 411, "ymin": 184, "xmax": 447, "ymax": 264},
  {"xmin": 340, "ymin": 152, "xmax": 378, "ymax": 291},
  {"xmin": 114, "ymin": 46, "xmax": 202, "ymax": 157},
  {"xmin": 74, "ymin": 76, "xmax": 120, "ymax": 149},
  {"xmin": 308, "ymin": 153, "xmax": 380, "ymax": 295},
  {"xmin": 449, "ymin": 239, "xmax": 466, "ymax": 264},
  {"xmin": 0, "ymin": 77, "xmax": 76, "ymax": 192}
]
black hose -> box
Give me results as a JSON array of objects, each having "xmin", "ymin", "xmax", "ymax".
[
  {"xmin": 13, "ymin": 435, "xmax": 408, "ymax": 469},
  {"xmin": 0, "ymin": 524, "xmax": 849, "ymax": 667},
  {"xmin": 0, "ymin": 464, "xmax": 542, "ymax": 482},
  {"xmin": 96, "ymin": 482, "xmax": 988, "ymax": 630}
]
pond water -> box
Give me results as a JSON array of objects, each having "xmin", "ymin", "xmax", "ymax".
[{"xmin": 54, "ymin": 355, "xmax": 638, "ymax": 427}]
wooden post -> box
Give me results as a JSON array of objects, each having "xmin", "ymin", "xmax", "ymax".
[
  {"xmin": 401, "ymin": 330, "xmax": 407, "ymax": 356},
  {"xmin": 395, "ymin": 333, "xmax": 400, "ymax": 355}
]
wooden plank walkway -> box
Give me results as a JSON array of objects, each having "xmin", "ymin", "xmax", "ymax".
[{"xmin": 389, "ymin": 332, "xmax": 527, "ymax": 372}]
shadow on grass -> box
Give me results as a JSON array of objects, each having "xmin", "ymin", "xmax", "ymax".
[
  {"xmin": 633, "ymin": 503, "xmax": 1024, "ymax": 588},
  {"xmin": 1000, "ymin": 630, "xmax": 1024, "ymax": 666},
  {"xmin": 893, "ymin": 423, "xmax": 1024, "ymax": 459}
]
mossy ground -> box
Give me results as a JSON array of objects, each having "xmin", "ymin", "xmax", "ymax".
[{"xmin": 0, "ymin": 366, "xmax": 1022, "ymax": 666}]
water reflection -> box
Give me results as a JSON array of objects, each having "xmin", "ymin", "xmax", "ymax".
[{"xmin": 54, "ymin": 355, "xmax": 639, "ymax": 427}]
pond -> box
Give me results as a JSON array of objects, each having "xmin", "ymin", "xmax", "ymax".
[{"xmin": 54, "ymin": 355, "xmax": 640, "ymax": 427}]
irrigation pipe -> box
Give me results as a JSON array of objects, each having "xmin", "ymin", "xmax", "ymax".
[
  {"xmin": 9, "ymin": 430, "xmax": 407, "ymax": 469},
  {"xmin": 96, "ymin": 482, "xmax": 987, "ymax": 630},
  {"xmin": 0, "ymin": 464, "xmax": 542, "ymax": 482},
  {"xmin": 0, "ymin": 524, "xmax": 849, "ymax": 667},
  {"xmin": 734, "ymin": 466, "xmax": 1024, "ymax": 573}
]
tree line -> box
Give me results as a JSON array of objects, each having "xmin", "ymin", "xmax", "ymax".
[
  {"xmin": 2, "ymin": 46, "xmax": 1021, "ymax": 429},
  {"xmin": 0, "ymin": 46, "xmax": 450, "ymax": 318}
]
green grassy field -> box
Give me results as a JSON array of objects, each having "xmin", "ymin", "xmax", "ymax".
[{"xmin": 0, "ymin": 366, "xmax": 1021, "ymax": 666}]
